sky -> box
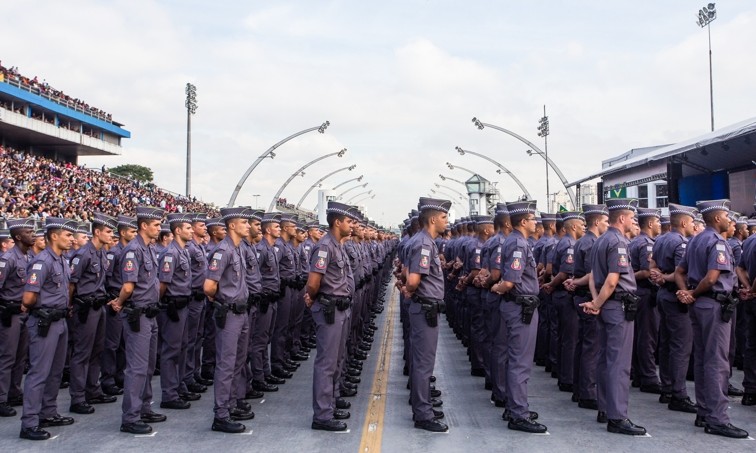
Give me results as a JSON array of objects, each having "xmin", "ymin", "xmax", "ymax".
[{"xmin": 3, "ymin": 1, "xmax": 755, "ymax": 227}]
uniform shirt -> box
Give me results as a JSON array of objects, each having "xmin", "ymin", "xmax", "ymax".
[
  {"xmin": 679, "ymin": 226, "xmax": 733, "ymax": 294},
  {"xmin": 158, "ymin": 240, "xmax": 192, "ymax": 297},
  {"xmin": 345, "ymin": 240, "xmax": 364, "ymax": 284},
  {"xmin": 206, "ymin": 236, "xmax": 247, "ymax": 305},
  {"xmin": 573, "ymin": 230, "xmax": 597, "ymax": 278},
  {"xmin": 552, "ymin": 235, "xmax": 576, "ymax": 277},
  {"xmin": 462, "ymin": 238, "xmax": 484, "ymax": 275},
  {"xmin": 241, "ymin": 239, "xmax": 263, "ymax": 295},
  {"xmin": 105, "ymin": 242, "xmax": 126, "ymax": 293},
  {"xmin": 120, "ymin": 235, "xmax": 160, "ymax": 308},
  {"xmin": 206, "ymin": 240, "xmax": 222, "ymax": 259},
  {"xmin": 534, "ymin": 234, "xmax": 556, "ymax": 267},
  {"xmin": 481, "ymin": 232, "xmax": 504, "ymax": 273},
  {"xmin": 24, "ymin": 246, "xmax": 70, "ymax": 309},
  {"xmin": 652, "ymin": 231, "xmax": 687, "ymax": 274},
  {"xmin": 738, "ymin": 234, "xmax": 756, "ymax": 281},
  {"xmin": 70, "ymin": 241, "xmax": 108, "ymax": 299},
  {"xmin": 309, "ymin": 231, "xmax": 350, "ymax": 298},
  {"xmin": 301, "ymin": 238, "xmax": 315, "ymax": 275},
  {"xmin": 0, "ymin": 245, "xmax": 31, "ymax": 302},
  {"xmin": 276, "ymin": 237, "xmax": 296, "ymax": 283},
  {"xmin": 500, "ymin": 229, "xmax": 539, "ymax": 297},
  {"xmin": 590, "ymin": 226, "xmax": 636, "ymax": 294},
  {"xmin": 186, "ymin": 239, "xmax": 208, "ymax": 291},
  {"xmin": 407, "ymin": 230, "xmax": 444, "ymax": 300},
  {"xmin": 727, "ymin": 237, "xmax": 743, "ymax": 268},
  {"xmin": 256, "ymin": 238, "xmax": 280, "ymax": 294},
  {"xmin": 629, "ymin": 232, "xmax": 654, "ymax": 288}
]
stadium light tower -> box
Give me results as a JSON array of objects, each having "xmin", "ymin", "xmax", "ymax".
[
  {"xmin": 696, "ymin": 3, "xmax": 717, "ymax": 131},
  {"xmin": 185, "ymin": 83, "xmax": 197, "ymax": 197},
  {"xmin": 536, "ymin": 106, "xmax": 550, "ymax": 210}
]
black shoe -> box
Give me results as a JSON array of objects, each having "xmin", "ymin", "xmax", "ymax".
[
  {"xmin": 59, "ymin": 381, "xmax": 69, "ymax": 389},
  {"xmin": 535, "ymin": 359, "xmax": 546, "ymax": 367},
  {"xmin": 200, "ymin": 369, "xmax": 215, "ymax": 381},
  {"xmin": 120, "ymin": 421, "xmax": 152, "ymax": 434},
  {"xmin": 246, "ymin": 389, "xmax": 264, "ymax": 399},
  {"xmin": 607, "ymin": 418, "xmax": 646, "ymax": 435},
  {"xmin": 414, "ymin": 418, "xmax": 449, "ymax": 432},
  {"xmin": 484, "ymin": 381, "xmax": 493, "ymax": 391},
  {"xmin": 237, "ymin": 400, "xmax": 251, "ymax": 412},
  {"xmin": 639, "ymin": 383, "xmax": 662, "ymax": 394},
  {"xmin": 668, "ymin": 397, "xmax": 697, "ymax": 413},
  {"xmin": 39, "ymin": 414, "xmax": 75, "ymax": 427},
  {"xmin": 571, "ymin": 393, "xmax": 578, "ymax": 403},
  {"xmin": 502, "ymin": 409, "xmax": 538, "ymax": 421},
  {"xmin": 334, "ymin": 409, "xmax": 351, "ymax": 420},
  {"xmin": 8, "ymin": 395, "xmax": 23, "ymax": 407},
  {"xmin": 230, "ymin": 407, "xmax": 255, "ymax": 421},
  {"xmin": 578, "ymin": 399, "xmax": 598, "ymax": 410},
  {"xmin": 558, "ymin": 383, "xmax": 574, "ymax": 393},
  {"xmin": 266, "ymin": 375, "xmax": 286, "ymax": 385},
  {"xmin": 342, "ymin": 381, "xmax": 358, "ymax": 390},
  {"xmin": 508, "ymin": 417, "xmax": 547, "ymax": 433},
  {"xmin": 659, "ymin": 393, "xmax": 671, "ymax": 404},
  {"xmin": 347, "ymin": 368, "xmax": 361, "ymax": 377},
  {"xmin": 87, "ymin": 394, "xmax": 117, "ymax": 404},
  {"xmin": 103, "ymin": 385, "xmax": 124, "ymax": 396},
  {"xmin": 403, "ymin": 366, "xmax": 409, "ymax": 376},
  {"xmin": 544, "ymin": 364, "xmax": 552, "ymax": 373},
  {"xmin": 140, "ymin": 411, "xmax": 167, "ymax": 423},
  {"xmin": 346, "ymin": 375, "xmax": 361, "ymax": 384},
  {"xmin": 550, "ymin": 371, "xmax": 558, "ymax": 379},
  {"xmin": 354, "ymin": 352, "xmax": 368, "ymax": 361},
  {"xmin": 272, "ymin": 369, "xmax": 293, "ymax": 380},
  {"xmin": 336, "ymin": 398, "xmax": 351, "ymax": 409},
  {"xmin": 430, "ymin": 388, "xmax": 442, "ymax": 398},
  {"xmin": 179, "ymin": 391, "xmax": 201, "ymax": 401},
  {"xmin": 70, "ymin": 402, "xmax": 95, "ymax": 414},
  {"xmin": 470, "ymin": 368, "xmax": 485, "ymax": 377},
  {"xmin": 283, "ymin": 363, "xmax": 299, "ymax": 373},
  {"xmin": 695, "ymin": 415, "xmax": 706, "ymax": 427},
  {"xmin": 705, "ymin": 423, "xmax": 749, "ymax": 439},
  {"xmin": 212, "ymin": 417, "xmax": 246, "ymax": 433},
  {"xmin": 340, "ymin": 387, "xmax": 358, "ymax": 397},
  {"xmin": 187, "ymin": 382, "xmax": 208, "ymax": 393},
  {"xmin": 491, "ymin": 397, "xmax": 507, "ymax": 408},
  {"xmin": 431, "ymin": 398, "xmax": 443, "ymax": 407},
  {"xmin": 0, "ymin": 402, "xmax": 17, "ymax": 417},
  {"xmin": 195, "ymin": 376, "xmax": 214, "ymax": 386},
  {"xmin": 727, "ymin": 384, "xmax": 745, "ymax": 397},
  {"xmin": 252, "ymin": 380, "xmax": 278, "ymax": 392},
  {"xmin": 742, "ymin": 393, "xmax": 756, "ymax": 406},
  {"xmin": 430, "ymin": 375, "xmax": 436, "ymax": 383},
  {"xmin": 291, "ymin": 353, "xmax": 309, "ymax": 361},
  {"xmin": 20, "ymin": 426, "xmax": 51, "ymax": 440},
  {"xmin": 631, "ymin": 380, "xmax": 641, "ymax": 388},
  {"xmin": 597, "ymin": 411, "xmax": 608, "ymax": 423},
  {"xmin": 312, "ymin": 419, "xmax": 347, "ymax": 431},
  {"xmin": 161, "ymin": 399, "xmax": 191, "ymax": 410}
]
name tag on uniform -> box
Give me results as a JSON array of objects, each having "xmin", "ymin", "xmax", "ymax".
[
  {"xmin": 126, "ymin": 252, "xmax": 135, "ymax": 259},
  {"xmin": 318, "ymin": 250, "xmax": 328, "ymax": 258},
  {"xmin": 213, "ymin": 253, "xmax": 223, "ymax": 260},
  {"xmin": 421, "ymin": 249, "xmax": 430, "ymax": 256},
  {"xmin": 646, "ymin": 245, "xmax": 653, "ymax": 252},
  {"xmin": 715, "ymin": 244, "xmax": 726, "ymax": 251},
  {"xmin": 475, "ymin": 248, "xmax": 481, "ymax": 254},
  {"xmin": 164, "ymin": 256, "xmax": 173, "ymax": 263},
  {"xmin": 513, "ymin": 251, "xmax": 522, "ymax": 258},
  {"xmin": 32, "ymin": 263, "xmax": 43, "ymax": 270},
  {"xmin": 106, "ymin": 254, "xmax": 114, "ymax": 260},
  {"xmin": 0, "ymin": 262, "xmax": 5, "ymax": 268},
  {"xmin": 567, "ymin": 248, "xmax": 574, "ymax": 254},
  {"xmin": 618, "ymin": 248, "xmax": 627, "ymax": 254}
]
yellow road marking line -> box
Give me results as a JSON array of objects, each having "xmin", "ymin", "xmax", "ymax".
[{"xmin": 358, "ymin": 283, "xmax": 398, "ymax": 453}]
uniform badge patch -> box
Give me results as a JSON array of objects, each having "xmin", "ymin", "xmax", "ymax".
[
  {"xmin": 495, "ymin": 254, "xmax": 501, "ymax": 264},
  {"xmin": 475, "ymin": 255, "xmax": 480, "ymax": 264},
  {"xmin": 124, "ymin": 260, "xmax": 134, "ymax": 272},
  {"xmin": 163, "ymin": 261, "xmax": 171, "ymax": 272},
  {"xmin": 420, "ymin": 255, "xmax": 429, "ymax": 268},
  {"xmin": 511, "ymin": 258, "xmax": 522, "ymax": 270},
  {"xmin": 618, "ymin": 254, "xmax": 628, "ymax": 267},
  {"xmin": 315, "ymin": 256, "xmax": 326, "ymax": 270},
  {"xmin": 209, "ymin": 259, "xmax": 219, "ymax": 271},
  {"xmin": 28, "ymin": 273, "xmax": 38, "ymax": 285},
  {"xmin": 716, "ymin": 251, "xmax": 727, "ymax": 265},
  {"xmin": 566, "ymin": 254, "xmax": 574, "ymax": 264}
]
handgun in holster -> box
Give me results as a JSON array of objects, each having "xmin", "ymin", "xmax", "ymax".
[
  {"xmin": 213, "ymin": 301, "xmax": 228, "ymax": 329},
  {"xmin": 259, "ymin": 294, "xmax": 272, "ymax": 314},
  {"xmin": 516, "ymin": 295, "xmax": 540, "ymax": 325},
  {"xmin": 160, "ymin": 299, "xmax": 180, "ymax": 322},
  {"xmin": 320, "ymin": 297, "xmax": 336, "ymax": 325},
  {"xmin": 32, "ymin": 308, "xmax": 64, "ymax": 337},
  {"xmin": 421, "ymin": 301, "xmax": 439, "ymax": 328},
  {"xmin": 73, "ymin": 296, "xmax": 92, "ymax": 324},
  {"xmin": 246, "ymin": 293, "xmax": 261, "ymax": 312},
  {"xmin": 0, "ymin": 301, "xmax": 22, "ymax": 328},
  {"xmin": 122, "ymin": 306, "xmax": 142, "ymax": 332},
  {"xmin": 620, "ymin": 293, "xmax": 640, "ymax": 321},
  {"xmin": 715, "ymin": 292, "xmax": 737, "ymax": 323}
]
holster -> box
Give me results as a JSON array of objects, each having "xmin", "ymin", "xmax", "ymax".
[
  {"xmin": 259, "ymin": 293, "xmax": 274, "ymax": 314},
  {"xmin": 0, "ymin": 301, "xmax": 22, "ymax": 327},
  {"xmin": 213, "ymin": 301, "xmax": 228, "ymax": 329},
  {"xmin": 73, "ymin": 296, "xmax": 92, "ymax": 324},
  {"xmin": 192, "ymin": 289, "xmax": 206, "ymax": 301},
  {"xmin": 246, "ymin": 293, "xmax": 261, "ymax": 312},
  {"xmin": 162, "ymin": 300, "xmax": 180, "ymax": 322},
  {"xmin": 620, "ymin": 293, "xmax": 640, "ymax": 321},
  {"xmin": 715, "ymin": 292, "xmax": 737, "ymax": 323},
  {"xmin": 123, "ymin": 306, "xmax": 142, "ymax": 332},
  {"xmin": 514, "ymin": 295, "xmax": 540, "ymax": 325},
  {"xmin": 320, "ymin": 297, "xmax": 336, "ymax": 325},
  {"xmin": 31, "ymin": 308, "xmax": 67, "ymax": 337}
]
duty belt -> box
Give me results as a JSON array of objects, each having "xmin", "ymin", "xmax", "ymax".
[{"xmin": 30, "ymin": 307, "xmax": 68, "ymax": 321}]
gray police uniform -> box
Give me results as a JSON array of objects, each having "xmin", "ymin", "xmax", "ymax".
[
  {"xmin": 241, "ymin": 234, "xmax": 263, "ymax": 398},
  {"xmin": 120, "ymin": 208, "xmax": 164, "ymax": 425},
  {"xmin": 157, "ymin": 234, "xmax": 193, "ymax": 403},
  {"xmin": 251, "ymin": 216, "xmax": 281, "ymax": 384},
  {"xmin": 21, "ymin": 218, "xmax": 77, "ymax": 430},
  {"xmin": 309, "ymin": 212, "xmax": 353, "ymax": 424},
  {"xmin": 271, "ymin": 234, "xmax": 296, "ymax": 374},
  {"xmin": 551, "ymin": 212, "xmax": 580, "ymax": 388},
  {"xmin": 184, "ymin": 214, "xmax": 209, "ymax": 389}
]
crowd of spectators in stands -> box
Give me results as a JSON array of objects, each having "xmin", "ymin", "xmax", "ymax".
[
  {"xmin": 276, "ymin": 197, "xmax": 317, "ymax": 219},
  {"xmin": 0, "ymin": 145, "xmax": 218, "ymax": 221},
  {"xmin": 0, "ymin": 60, "xmax": 113, "ymax": 123}
]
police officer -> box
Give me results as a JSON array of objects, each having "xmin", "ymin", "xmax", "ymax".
[
  {"xmin": 675, "ymin": 199, "xmax": 749, "ymax": 438},
  {"xmin": 305, "ymin": 201, "xmax": 358, "ymax": 431},
  {"xmin": 543, "ymin": 211, "xmax": 585, "ymax": 394},
  {"xmin": 650, "ymin": 204, "xmax": 696, "ymax": 413},
  {"xmin": 241, "ymin": 209, "xmax": 265, "ymax": 401},
  {"xmin": 402, "ymin": 197, "xmax": 451, "ymax": 432},
  {"xmin": 157, "ymin": 213, "xmax": 195, "ymax": 410},
  {"xmin": 250, "ymin": 213, "xmax": 282, "ymax": 393},
  {"xmin": 737, "ymin": 212, "xmax": 756, "ymax": 406},
  {"xmin": 534, "ymin": 213, "xmax": 557, "ymax": 371},
  {"xmin": 271, "ymin": 213, "xmax": 299, "ymax": 380},
  {"xmin": 110, "ymin": 206, "xmax": 167, "ymax": 435},
  {"xmin": 463, "ymin": 215, "xmax": 494, "ymax": 382},
  {"xmin": 628, "ymin": 208, "xmax": 662, "ymax": 393},
  {"xmin": 68, "ymin": 213, "xmax": 119, "ymax": 415},
  {"xmin": 563, "ymin": 204, "xmax": 609, "ymax": 409},
  {"xmin": 0, "ymin": 217, "xmax": 35, "ymax": 417},
  {"xmin": 201, "ymin": 217, "xmax": 225, "ymax": 381},
  {"xmin": 19, "ymin": 217, "xmax": 78, "ymax": 440},
  {"xmin": 183, "ymin": 213, "xmax": 212, "ymax": 393},
  {"xmin": 580, "ymin": 198, "xmax": 646, "ymax": 436},
  {"xmin": 101, "ymin": 216, "xmax": 136, "ymax": 396},
  {"xmin": 205, "ymin": 207, "xmax": 253, "ymax": 433},
  {"xmin": 490, "ymin": 200, "xmax": 547, "ymax": 434}
]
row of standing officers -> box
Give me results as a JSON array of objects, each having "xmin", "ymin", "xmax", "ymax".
[{"xmin": 0, "ymin": 201, "xmax": 395, "ymax": 440}]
